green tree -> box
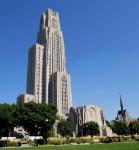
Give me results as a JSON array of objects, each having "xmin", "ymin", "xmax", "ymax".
[
  {"xmin": 112, "ymin": 121, "xmax": 129, "ymax": 135},
  {"xmin": 0, "ymin": 102, "xmax": 57, "ymax": 139},
  {"xmin": 106, "ymin": 120, "xmax": 113, "ymax": 128},
  {"xmin": 57, "ymin": 119, "xmax": 73, "ymax": 137},
  {"xmin": 14, "ymin": 102, "xmax": 57, "ymax": 139},
  {"xmin": 82, "ymin": 121, "xmax": 100, "ymax": 137},
  {"xmin": 0, "ymin": 103, "xmax": 16, "ymax": 137},
  {"xmin": 129, "ymin": 121, "xmax": 139, "ymax": 135}
]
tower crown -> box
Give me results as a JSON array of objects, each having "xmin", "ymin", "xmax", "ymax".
[{"xmin": 39, "ymin": 9, "xmax": 60, "ymax": 31}]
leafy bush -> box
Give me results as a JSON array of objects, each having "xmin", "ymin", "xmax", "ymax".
[
  {"xmin": 76, "ymin": 138, "xmax": 81, "ymax": 144},
  {"xmin": 47, "ymin": 138, "xmax": 61, "ymax": 145},
  {"xmin": 99, "ymin": 137, "xmax": 105, "ymax": 143},
  {"xmin": 93, "ymin": 137, "xmax": 100, "ymax": 143},
  {"xmin": 69, "ymin": 137, "xmax": 76, "ymax": 143},
  {"xmin": 131, "ymin": 135, "xmax": 135, "ymax": 139},
  {"xmin": 60, "ymin": 138, "xmax": 76, "ymax": 144},
  {"xmin": 135, "ymin": 138, "xmax": 139, "ymax": 142},
  {"xmin": 100, "ymin": 136, "xmax": 135, "ymax": 143},
  {"xmin": 34, "ymin": 139, "xmax": 44, "ymax": 145},
  {"xmin": 0, "ymin": 140, "xmax": 19, "ymax": 147},
  {"xmin": 119, "ymin": 136, "xmax": 133, "ymax": 142},
  {"xmin": 80, "ymin": 137, "xmax": 89, "ymax": 143},
  {"xmin": 17, "ymin": 141, "xmax": 21, "ymax": 146},
  {"xmin": 48, "ymin": 137, "xmax": 93, "ymax": 145},
  {"xmin": 61, "ymin": 138, "xmax": 68, "ymax": 144},
  {"xmin": 111, "ymin": 137, "xmax": 120, "ymax": 142},
  {"xmin": 7, "ymin": 140, "xmax": 18, "ymax": 147},
  {"xmin": 104, "ymin": 137, "xmax": 112, "ymax": 143},
  {"xmin": 134, "ymin": 135, "xmax": 139, "ymax": 142},
  {"xmin": 76, "ymin": 137, "xmax": 92, "ymax": 144},
  {"xmin": 99, "ymin": 137, "xmax": 112, "ymax": 143},
  {"xmin": 28, "ymin": 139, "xmax": 35, "ymax": 146},
  {"xmin": 0, "ymin": 140, "xmax": 8, "ymax": 147}
]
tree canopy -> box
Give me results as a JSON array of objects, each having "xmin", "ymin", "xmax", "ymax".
[
  {"xmin": 82, "ymin": 121, "xmax": 100, "ymax": 137},
  {"xmin": 112, "ymin": 121, "xmax": 129, "ymax": 135},
  {"xmin": 129, "ymin": 121, "xmax": 139, "ymax": 135},
  {"xmin": 0, "ymin": 104, "xmax": 16, "ymax": 137},
  {"xmin": 57, "ymin": 119, "xmax": 73, "ymax": 137},
  {"xmin": 0, "ymin": 102, "xmax": 57, "ymax": 139}
]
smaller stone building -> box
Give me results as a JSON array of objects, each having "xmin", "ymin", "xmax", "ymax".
[
  {"xmin": 69, "ymin": 105, "xmax": 112, "ymax": 137},
  {"xmin": 17, "ymin": 94, "xmax": 34, "ymax": 104}
]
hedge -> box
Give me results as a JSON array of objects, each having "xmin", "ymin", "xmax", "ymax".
[{"xmin": 0, "ymin": 140, "xmax": 20, "ymax": 147}]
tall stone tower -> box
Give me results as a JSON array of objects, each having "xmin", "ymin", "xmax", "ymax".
[{"xmin": 19, "ymin": 9, "xmax": 72, "ymax": 118}]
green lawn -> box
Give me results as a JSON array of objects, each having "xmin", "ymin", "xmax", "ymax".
[{"xmin": 1, "ymin": 142, "xmax": 139, "ymax": 150}]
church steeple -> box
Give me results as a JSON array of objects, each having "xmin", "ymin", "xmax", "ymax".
[
  {"xmin": 120, "ymin": 94, "xmax": 124, "ymax": 112},
  {"xmin": 116, "ymin": 93, "xmax": 131, "ymax": 125}
]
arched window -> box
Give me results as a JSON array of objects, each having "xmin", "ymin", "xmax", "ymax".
[{"xmin": 89, "ymin": 107, "xmax": 96, "ymax": 121}]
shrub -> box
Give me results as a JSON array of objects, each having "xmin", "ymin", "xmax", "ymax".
[
  {"xmin": 93, "ymin": 137, "xmax": 99, "ymax": 143},
  {"xmin": 61, "ymin": 138, "xmax": 68, "ymax": 144},
  {"xmin": 47, "ymin": 138, "xmax": 61, "ymax": 145},
  {"xmin": 75, "ymin": 137, "xmax": 92, "ymax": 144},
  {"xmin": 0, "ymin": 140, "xmax": 19, "ymax": 147},
  {"xmin": 135, "ymin": 138, "xmax": 139, "ymax": 142},
  {"xmin": 131, "ymin": 135, "xmax": 135, "ymax": 139},
  {"xmin": 99, "ymin": 138, "xmax": 105, "ymax": 143},
  {"xmin": 134, "ymin": 135, "xmax": 139, "ymax": 142},
  {"xmin": 74, "ymin": 137, "xmax": 93, "ymax": 144},
  {"xmin": 61, "ymin": 137, "xmax": 76, "ymax": 144},
  {"xmin": 119, "ymin": 136, "xmax": 133, "ymax": 142},
  {"xmin": 76, "ymin": 138, "xmax": 81, "ymax": 144},
  {"xmin": 99, "ymin": 137, "xmax": 112, "ymax": 143},
  {"xmin": 80, "ymin": 137, "xmax": 89, "ymax": 143},
  {"xmin": 111, "ymin": 137, "xmax": 120, "ymax": 142},
  {"xmin": 104, "ymin": 137, "xmax": 112, "ymax": 143},
  {"xmin": 7, "ymin": 141, "xmax": 18, "ymax": 147},
  {"xmin": 0, "ymin": 140, "xmax": 8, "ymax": 147},
  {"xmin": 17, "ymin": 141, "xmax": 21, "ymax": 146},
  {"xmin": 34, "ymin": 139, "xmax": 44, "ymax": 145},
  {"xmin": 69, "ymin": 137, "xmax": 76, "ymax": 143},
  {"xmin": 28, "ymin": 139, "xmax": 35, "ymax": 146}
]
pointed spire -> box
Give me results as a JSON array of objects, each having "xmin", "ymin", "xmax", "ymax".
[{"xmin": 120, "ymin": 93, "xmax": 124, "ymax": 112}]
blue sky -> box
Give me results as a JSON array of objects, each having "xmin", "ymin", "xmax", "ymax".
[{"xmin": 0, "ymin": 0, "xmax": 139, "ymax": 120}]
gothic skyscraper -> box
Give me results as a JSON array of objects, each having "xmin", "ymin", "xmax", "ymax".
[{"xmin": 18, "ymin": 9, "xmax": 72, "ymax": 118}]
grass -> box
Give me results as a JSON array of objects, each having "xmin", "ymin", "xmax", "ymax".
[{"xmin": 1, "ymin": 142, "xmax": 139, "ymax": 150}]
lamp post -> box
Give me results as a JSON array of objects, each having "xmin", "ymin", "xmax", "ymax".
[
  {"xmin": 35, "ymin": 125, "xmax": 37, "ymax": 141},
  {"xmin": 45, "ymin": 119, "xmax": 48, "ymax": 140}
]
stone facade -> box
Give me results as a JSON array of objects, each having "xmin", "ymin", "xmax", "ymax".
[
  {"xmin": 49, "ymin": 72, "xmax": 72, "ymax": 118},
  {"xmin": 69, "ymin": 105, "xmax": 113, "ymax": 137},
  {"xmin": 26, "ymin": 44, "xmax": 44, "ymax": 103}
]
